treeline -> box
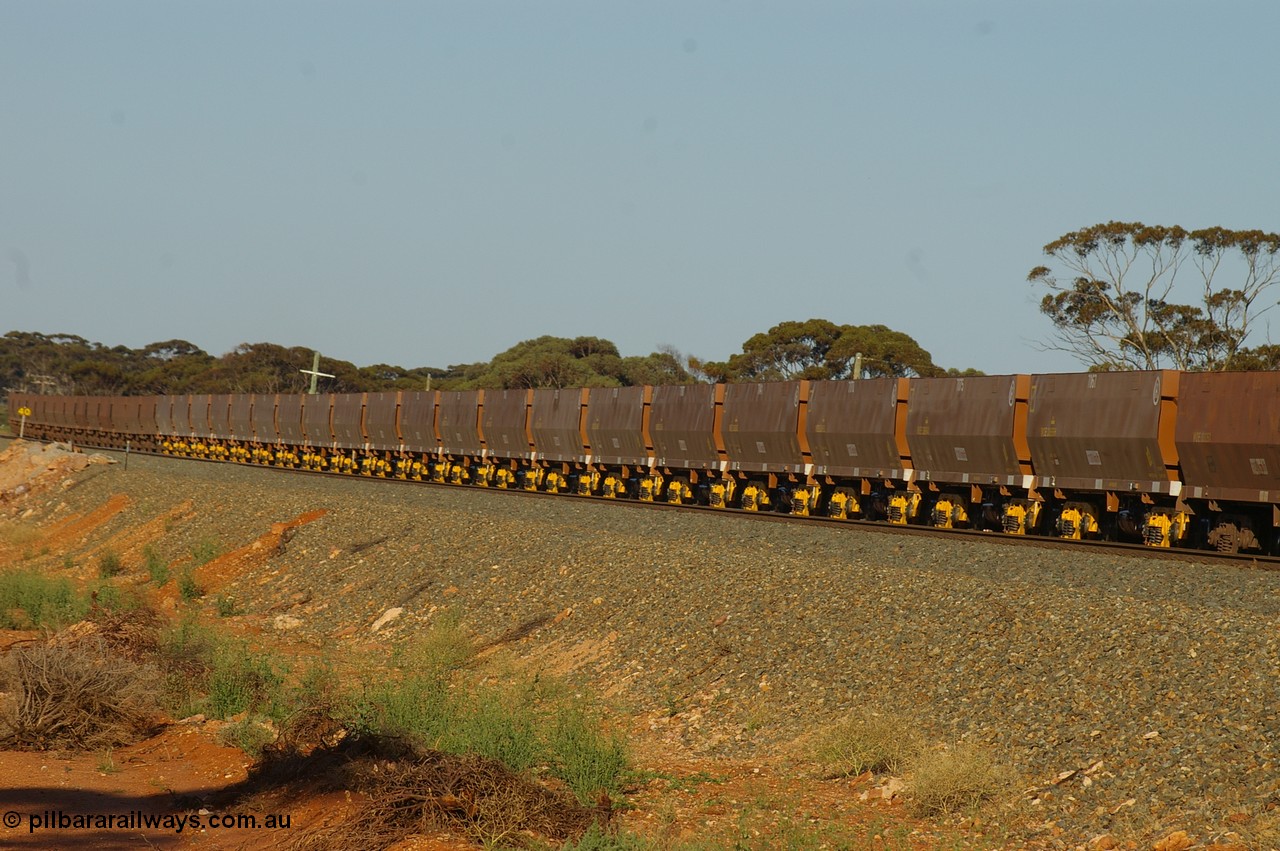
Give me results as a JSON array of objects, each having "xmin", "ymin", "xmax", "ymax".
[{"xmin": 0, "ymin": 321, "xmax": 969, "ymax": 397}]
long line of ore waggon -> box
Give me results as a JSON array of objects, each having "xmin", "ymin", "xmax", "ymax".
[{"xmin": 8, "ymin": 369, "xmax": 1279, "ymax": 554}]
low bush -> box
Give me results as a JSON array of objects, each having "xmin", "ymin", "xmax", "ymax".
[
  {"xmin": 177, "ymin": 568, "xmax": 203, "ymax": 601},
  {"xmin": 97, "ymin": 550, "xmax": 123, "ymax": 578},
  {"xmin": 908, "ymin": 741, "xmax": 1013, "ymax": 815},
  {"xmin": 811, "ymin": 708, "xmax": 920, "ymax": 778}
]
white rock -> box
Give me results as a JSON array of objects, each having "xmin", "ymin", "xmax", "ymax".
[{"xmin": 370, "ymin": 606, "xmax": 404, "ymax": 632}]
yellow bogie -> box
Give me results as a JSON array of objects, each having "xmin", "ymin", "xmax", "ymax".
[
  {"xmin": 790, "ymin": 486, "xmax": 820, "ymax": 517},
  {"xmin": 1055, "ymin": 505, "xmax": 1099, "ymax": 540},
  {"xmin": 601, "ymin": 473, "xmax": 624, "ymax": 499},
  {"xmin": 708, "ymin": 477, "xmax": 737, "ymax": 509},
  {"xmin": 931, "ymin": 496, "xmax": 969, "ymax": 529},
  {"xmin": 1001, "ymin": 501, "xmax": 1042, "ymax": 535},
  {"xmin": 827, "ymin": 489, "xmax": 860, "ymax": 520},
  {"xmin": 1143, "ymin": 511, "xmax": 1189, "ymax": 548},
  {"xmin": 638, "ymin": 473, "xmax": 662, "ymax": 502},
  {"xmin": 741, "ymin": 482, "xmax": 771, "ymax": 512},
  {"xmin": 887, "ymin": 492, "xmax": 921, "ymax": 525}
]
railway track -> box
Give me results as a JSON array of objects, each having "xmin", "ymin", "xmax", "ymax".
[{"xmin": 7, "ymin": 433, "xmax": 1276, "ymax": 572}]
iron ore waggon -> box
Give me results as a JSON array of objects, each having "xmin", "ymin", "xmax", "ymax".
[{"xmin": 8, "ymin": 368, "xmax": 1280, "ymax": 553}]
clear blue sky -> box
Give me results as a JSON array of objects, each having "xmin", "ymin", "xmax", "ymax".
[{"xmin": 3, "ymin": 1, "xmax": 1277, "ymax": 375}]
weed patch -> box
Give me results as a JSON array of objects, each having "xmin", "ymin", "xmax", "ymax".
[
  {"xmin": 143, "ymin": 545, "xmax": 169, "ymax": 585},
  {"xmin": 0, "ymin": 570, "xmax": 89, "ymax": 629},
  {"xmin": 549, "ymin": 705, "xmax": 631, "ymax": 804},
  {"xmin": 0, "ymin": 522, "xmax": 40, "ymax": 549},
  {"xmin": 204, "ymin": 641, "xmax": 288, "ymax": 720},
  {"xmin": 190, "ymin": 538, "xmax": 221, "ymax": 566},
  {"xmin": 218, "ymin": 716, "xmax": 277, "ymax": 758}
]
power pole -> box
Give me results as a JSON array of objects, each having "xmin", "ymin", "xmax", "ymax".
[
  {"xmin": 299, "ymin": 351, "xmax": 336, "ymax": 395},
  {"xmin": 29, "ymin": 374, "xmax": 57, "ymax": 394}
]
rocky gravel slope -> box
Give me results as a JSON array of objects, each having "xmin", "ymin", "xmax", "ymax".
[{"xmin": 4, "ymin": 446, "xmax": 1277, "ymax": 847}]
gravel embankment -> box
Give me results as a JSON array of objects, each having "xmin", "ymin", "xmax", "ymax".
[{"xmin": 7, "ymin": 448, "xmax": 1279, "ymax": 846}]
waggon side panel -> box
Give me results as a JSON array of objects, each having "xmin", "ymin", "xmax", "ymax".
[
  {"xmin": 276, "ymin": 396, "xmax": 305, "ymax": 444},
  {"xmin": 154, "ymin": 396, "xmax": 174, "ymax": 438},
  {"xmin": 650, "ymin": 384, "xmax": 722, "ymax": 470},
  {"xmin": 1177, "ymin": 371, "xmax": 1280, "ymax": 503},
  {"xmin": 722, "ymin": 382, "xmax": 806, "ymax": 475},
  {"xmin": 1026, "ymin": 371, "xmax": 1179, "ymax": 494},
  {"xmin": 250, "ymin": 394, "xmax": 278, "ymax": 443},
  {"xmin": 531, "ymin": 387, "xmax": 588, "ymax": 464},
  {"xmin": 482, "ymin": 389, "xmax": 533, "ymax": 462},
  {"xmin": 399, "ymin": 391, "xmax": 438, "ymax": 454},
  {"xmin": 806, "ymin": 378, "xmax": 908, "ymax": 479},
  {"xmin": 585, "ymin": 385, "xmax": 650, "ymax": 467},
  {"xmin": 207, "ymin": 395, "xmax": 234, "ymax": 441},
  {"xmin": 302, "ymin": 394, "xmax": 334, "ymax": 447},
  {"xmin": 363, "ymin": 392, "xmax": 400, "ymax": 451},
  {"xmin": 437, "ymin": 390, "xmax": 483, "ymax": 457},
  {"xmin": 94, "ymin": 397, "xmax": 115, "ymax": 433},
  {"xmin": 229, "ymin": 395, "xmax": 253, "ymax": 441},
  {"xmin": 189, "ymin": 395, "xmax": 213, "ymax": 439},
  {"xmin": 906, "ymin": 375, "xmax": 1031, "ymax": 487},
  {"xmin": 331, "ymin": 394, "xmax": 364, "ymax": 449}
]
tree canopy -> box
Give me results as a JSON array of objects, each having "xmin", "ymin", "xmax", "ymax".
[
  {"xmin": 698, "ymin": 319, "xmax": 948, "ymax": 381},
  {"xmin": 0, "ymin": 322, "xmax": 968, "ymax": 399},
  {"xmin": 444, "ymin": 336, "xmax": 694, "ymax": 390},
  {"xmin": 1029, "ymin": 222, "xmax": 1280, "ymax": 371}
]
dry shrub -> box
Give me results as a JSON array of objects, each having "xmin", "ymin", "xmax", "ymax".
[
  {"xmin": 264, "ymin": 738, "xmax": 605, "ymax": 851},
  {"xmin": 908, "ymin": 742, "xmax": 1014, "ymax": 816},
  {"xmin": 61, "ymin": 605, "xmax": 165, "ymax": 664},
  {"xmin": 0, "ymin": 635, "xmax": 161, "ymax": 750},
  {"xmin": 811, "ymin": 708, "xmax": 920, "ymax": 778}
]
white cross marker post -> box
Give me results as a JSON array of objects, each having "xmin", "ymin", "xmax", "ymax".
[{"xmin": 300, "ymin": 351, "xmax": 336, "ymax": 395}]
